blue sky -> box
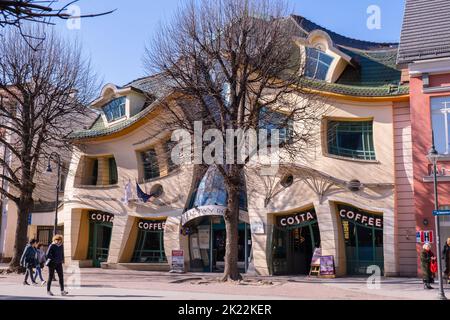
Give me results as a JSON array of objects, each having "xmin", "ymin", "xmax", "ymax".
[{"xmin": 54, "ymin": 0, "xmax": 406, "ymax": 86}]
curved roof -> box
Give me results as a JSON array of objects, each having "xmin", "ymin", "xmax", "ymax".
[{"xmin": 71, "ymin": 15, "xmax": 409, "ymax": 141}]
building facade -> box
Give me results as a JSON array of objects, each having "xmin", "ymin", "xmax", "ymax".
[
  {"xmin": 397, "ymin": 0, "xmax": 450, "ymax": 276},
  {"xmin": 59, "ymin": 15, "xmax": 417, "ymax": 277}
]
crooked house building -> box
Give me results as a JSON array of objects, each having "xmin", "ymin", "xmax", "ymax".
[{"xmin": 61, "ymin": 15, "xmax": 417, "ymax": 277}]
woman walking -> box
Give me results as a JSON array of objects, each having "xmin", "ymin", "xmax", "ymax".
[
  {"xmin": 46, "ymin": 235, "xmax": 68, "ymax": 296},
  {"xmin": 34, "ymin": 243, "xmax": 47, "ymax": 285},
  {"xmin": 443, "ymin": 238, "xmax": 450, "ymax": 284},
  {"xmin": 20, "ymin": 239, "xmax": 38, "ymax": 286},
  {"xmin": 421, "ymin": 243, "xmax": 436, "ymax": 289}
]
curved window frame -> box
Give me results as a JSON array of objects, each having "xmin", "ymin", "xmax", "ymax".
[
  {"xmin": 304, "ymin": 47, "xmax": 334, "ymax": 81},
  {"xmin": 188, "ymin": 167, "xmax": 247, "ymax": 211},
  {"xmin": 102, "ymin": 97, "xmax": 126, "ymax": 123},
  {"xmin": 326, "ymin": 120, "xmax": 376, "ymax": 161}
]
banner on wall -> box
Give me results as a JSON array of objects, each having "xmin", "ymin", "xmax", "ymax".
[{"xmin": 416, "ymin": 231, "xmax": 433, "ymax": 243}]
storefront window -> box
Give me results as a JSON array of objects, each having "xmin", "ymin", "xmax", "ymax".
[
  {"xmin": 327, "ymin": 120, "xmax": 376, "ymax": 161},
  {"xmin": 338, "ymin": 205, "xmax": 384, "ymax": 275},
  {"xmin": 431, "ymin": 96, "xmax": 450, "ymax": 154},
  {"xmin": 132, "ymin": 219, "xmax": 167, "ymax": 263}
]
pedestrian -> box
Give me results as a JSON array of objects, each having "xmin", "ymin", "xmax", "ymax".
[
  {"xmin": 421, "ymin": 243, "xmax": 436, "ymax": 289},
  {"xmin": 443, "ymin": 237, "xmax": 450, "ymax": 284},
  {"xmin": 34, "ymin": 243, "xmax": 47, "ymax": 285},
  {"xmin": 20, "ymin": 239, "xmax": 38, "ymax": 286},
  {"xmin": 46, "ymin": 235, "xmax": 68, "ymax": 296}
]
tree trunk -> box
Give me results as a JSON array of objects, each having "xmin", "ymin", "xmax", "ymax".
[
  {"xmin": 222, "ymin": 179, "xmax": 242, "ymax": 282},
  {"xmin": 8, "ymin": 194, "xmax": 33, "ymax": 271}
]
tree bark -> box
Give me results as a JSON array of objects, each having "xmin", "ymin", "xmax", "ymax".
[
  {"xmin": 222, "ymin": 175, "xmax": 242, "ymax": 281},
  {"xmin": 8, "ymin": 193, "xmax": 33, "ymax": 270}
]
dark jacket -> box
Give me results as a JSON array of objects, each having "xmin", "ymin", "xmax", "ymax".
[
  {"xmin": 421, "ymin": 249, "xmax": 435, "ymax": 281},
  {"xmin": 46, "ymin": 243, "xmax": 64, "ymax": 265},
  {"xmin": 443, "ymin": 244, "xmax": 450, "ymax": 274},
  {"xmin": 20, "ymin": 244, "xmax": 37, "ymax": 268}
]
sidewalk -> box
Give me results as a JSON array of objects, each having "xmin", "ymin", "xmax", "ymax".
[{"xmin": 1, "ymin": 268, "xmax": 449, "ymax": 300}]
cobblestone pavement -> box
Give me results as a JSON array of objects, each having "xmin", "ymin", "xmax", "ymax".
[{"xmin": 0, "ymin": 267, "xmax": 449, "ymax": 300}]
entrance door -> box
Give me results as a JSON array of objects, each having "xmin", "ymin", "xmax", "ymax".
[
  {"xmin": 272, "ymin": 222, "xmax": 321, "ymax": 275},
  {"xmin": 339, "ymin": 205, "xmax": 384, "ymax": 275},
  {"xmin": 188, "ymin": 216, "xmax": 251, "ymax": 273},
  {"xmin": 88, "ymin": 222, "xmax": 113, "ymax": 268}
]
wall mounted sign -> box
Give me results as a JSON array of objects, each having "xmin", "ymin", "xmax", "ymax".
[
  {"xmin": 138, "ymin": 219, "xmax": 166, "ymax": 231},
  {"xmin": 251, "ymin": 220, "xmax": 265, "ymax": 234},
  {"xmin": 171, "ymin": 250, "xmax": 185, "ymax": 273},
  {"xmin": 319, "ymin": 255, "xmax": 335, "ymax": 277},
  {"xmin": 181, "ymin": 205, "xmax": 248, "ymax": 226},
  {"xmin": 338, "ymin": 206, "xmax": 383, "ymax": 228},
  {"xmin": 90, "ymin": 211, "xmax": 114, "ymax": 223},
  {"xmin": 417, "ymin": 230, "xmax": 433, "ymax": 243},
  {"xmin": 276, "ymin": 209, "xmax": 317, "ymax": 228}
]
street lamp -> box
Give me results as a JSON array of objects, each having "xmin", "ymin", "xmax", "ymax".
[
  {"xmin": 427, "ymin": 134, "xmax": 447, "ymax": 300},
  {"xmin": 46, "ymin": 152, "xmax": 62, "ymax": 236}
]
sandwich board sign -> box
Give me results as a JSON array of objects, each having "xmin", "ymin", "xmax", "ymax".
[{"xmin": 171, "ymin": 250, "xmax": 185, "ymax": 273}]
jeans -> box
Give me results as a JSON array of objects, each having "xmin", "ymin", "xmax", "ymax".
[
  {"xmin": 47, "ymin": 263, "xmax": 64, "ymax": 292},
  {"xmin": 24, "ymin": 266, "xmax": 36, "ymax": 283},
  {"xmin": 35, "ymin": 265, "xmax": 45, "ymax": 282}
]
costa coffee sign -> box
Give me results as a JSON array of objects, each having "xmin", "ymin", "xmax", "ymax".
[
  {"xmin": 138, "ymin": 219, "xmax": 166, "ymax": 231},
  {"xmin": 90, "ymin": 212, "xmax": 114, "ymax": 223},
  {"xmin": 276, "ymin": 209, "xmax": 317, "ymax": 228},
  {"xmin": 338, "ymin": 206, "xmax": 383, "ymax": 228}
]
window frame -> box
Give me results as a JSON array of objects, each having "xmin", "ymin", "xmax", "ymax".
[
  {"xmin": 140, "ymin": 148, "xmax": 161, "ymax": 181},
  {"xmin": 102, "ymin": 97, "xmax": 127, "ymax": 123},
  {"xmin": 304, "ymin": 47, "xmax": 334, "ymax": 81},
  {"xmin": 325, "ymin": 118, "xmax": 377, "ymax": 162},
  {"xmin": 430, "ymin": 95, "xmax": 450, "ymax": 155}
]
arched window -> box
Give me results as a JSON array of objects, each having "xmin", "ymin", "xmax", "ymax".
[{"xmin": 189, "ymin": 167, "xmax": 247, "ymax": 210}]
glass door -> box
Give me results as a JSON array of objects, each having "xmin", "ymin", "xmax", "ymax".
[{"xmin": 88, "ymin": 222, "xmax": 113, "ymax": 268}]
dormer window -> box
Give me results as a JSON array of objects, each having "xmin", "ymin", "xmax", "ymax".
[
  {"xmin": 304, "ymin": 47, "xmax": 334, "ymax": 81},
  {"xmin": 102, "ymin": 97, "xmax": 126, "ymax": 122}
]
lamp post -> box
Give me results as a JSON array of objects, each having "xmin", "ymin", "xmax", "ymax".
[
  {"xmin": 46, "ymin": 152, "xmax": 62, "ymax": 236},
  {"xmin": 427, "ymin": 135, "xmax": 447, "ymax": 300}
]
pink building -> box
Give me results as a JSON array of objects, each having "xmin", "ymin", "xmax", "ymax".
[{"xmin": 398, "ymin": 0, "xmax": 450, "ymax": 276}]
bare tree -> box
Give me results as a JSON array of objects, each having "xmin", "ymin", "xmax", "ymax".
[
  {"xmin": 0, "ymin": 0, "xmax": 114, "ymax": 47},
  {"xmin": 145, "ymin": 0, "xmax": 323, "ymax": 281},
  {"xmin": 0, "ymin": 26, "xmax": 97, "ymax": 269}
]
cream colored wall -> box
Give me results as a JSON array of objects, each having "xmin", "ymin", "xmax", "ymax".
[{"xmin": 63, "ymin": 94, "xmax": 398, "ymax": 276}]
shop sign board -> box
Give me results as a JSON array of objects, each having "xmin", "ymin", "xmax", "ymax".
[
  {"xmin": 276, "ymin": 209, "xmax": 317, "ymax": 228},
  {"xmin": 310, "ymin": 247, "xmax": 322, "ymax": 266},
  {"xmin": 171, "ymin": 250, "xmax": 185, "ymax": 273},
  {"xmin": 338, "ymin": 207, "xmax": 383, "ymax": 228},
  {"xmin": 89, "ymin": 211, "xmax": 114, "ymax": 223},
  {"xmin": 138, "ymin": 219, "xmax": 166, "ymax": 231},
  {"xmin": 319, "ymin": 255, "xmax": 335, "ymax": 277},
  {"xmin": 181, "ymin": 205, "xmax": 248, "ymax": 226}
]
